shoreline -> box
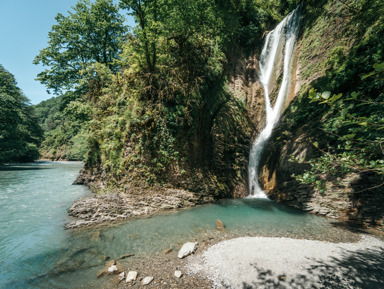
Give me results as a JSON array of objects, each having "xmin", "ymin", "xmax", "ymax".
[
  {"xmin": 64, "ymin": 167, "xmax": 384, "ymax": 288},
  {"xmin": 62, "ymin": 179, "xmax": 384, "ymax": 288},
  {"xmin": 67, "ymin": 166, "xmax": 384, "ymax": 235},
  {"xmin": 65, "ymin": 188, "xmax": 214, "ymax": 229},
  {"xmin": 186, "ymin": 234, "xmax": 384, "ymax": 289},
  {"xmin": 66, "ymin": 186, "xmax": 384, "ymax": 237},
  {"xmin": 89, "ymin": 230, "xmax": 384, "ymax": 289}
]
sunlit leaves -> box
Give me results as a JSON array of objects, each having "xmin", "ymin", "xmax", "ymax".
[
  {"xmin": 362, "ymin": 62, "xmax": 384, "ymax": 80},
  {"xmin": 34, "ymin": 0, "xmax": 127, "ymax": 95},
  {"xmin": 293, "ymin": 60, "xmax": 384, "ymax": 191}
]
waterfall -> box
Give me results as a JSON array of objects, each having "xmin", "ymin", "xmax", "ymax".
[{"xmin": 248, "ymin": 5, "xmax": 301, "ymax": 198}]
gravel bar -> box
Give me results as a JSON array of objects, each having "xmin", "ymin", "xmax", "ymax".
[{"xmin": 186, "ymin": 235, "xmax": 384, "ymax": 288}]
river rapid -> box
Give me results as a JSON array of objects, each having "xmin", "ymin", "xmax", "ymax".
[{"xmin": 0, "ymin": 162, "xmax": 358, "ymax": 288}]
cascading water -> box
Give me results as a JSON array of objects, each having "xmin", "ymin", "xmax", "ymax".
[{"xmin": 248, "ymin": 5, "xmax": 302, "ymax": 198}]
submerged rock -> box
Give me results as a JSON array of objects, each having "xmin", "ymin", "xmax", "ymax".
[
  {"xmin": 216, "ymin": 219, "xmax": 225, "ymax": 232},
  {"xmin": 90, "ymin": 230, "xmax": 101, "ymax": 242},
  {"xmin": 178, "ymin": 242, "xmax": 198, "ymax": 258},
  {"xmin": 162, "ymin": 248, "xmax": 173, "ymax": 255},
  {"xmin": 119, "ymin": 253, "xmax": 134, "ymax": 260}
]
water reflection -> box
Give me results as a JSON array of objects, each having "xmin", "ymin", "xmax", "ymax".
[{"xmin": 0, "ymin": 161, "xmax": 55, "ymax": 171}]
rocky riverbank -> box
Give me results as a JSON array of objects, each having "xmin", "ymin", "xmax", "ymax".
[
  {"xmin": 66, "ymin": 188, "xmax": 213, "ymax": 229},
  {"xmin": 87, "ymin": 229, "xmax": 384, "ymax": 289},
  {"xmin": 83, "ymin": 227, "xmax": 252, "ymax": 289}
]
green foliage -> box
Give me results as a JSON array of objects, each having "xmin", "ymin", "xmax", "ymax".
[
  {"xmin": 290, "ymin": 62, "xmax": 384, "ymax": 190},
  {"xmin": 79, "ymin": 0, "xmax": 276, "ymax": 193},
  {"xmin": 33, "ymin": 0, "xmax": 291, "ymax": 195},
  {"xmin": 214, "ymin": 0, "xmax": 283, "ymax": 51},
  {"xmin": 119, "ymin": 0, "xmax": 284, "ymax": 95},
  {"xmin": 275, "ymin": 0, "xmax": 301, "ymax": 15},
  {"xmin": 119, "ymin": 0, "xmax": 227, "ymax": 101},
  {"xmin": 33, "ymin": 0, "xmax": 128, "ymax": 160},
  {"xmin": 0, "ymin": 65, "xmax": 43, "ymax": 164},
  {"xmin": 33, "ymin": 0, "xmax": 127, "ymax": 95},
  {"xmin": 282, "ymin": 0, "xmax": 384, "ymax": 192},
  {"xmin": 34, "ymin": 95, "xmax": 89, "ymax": 160}
]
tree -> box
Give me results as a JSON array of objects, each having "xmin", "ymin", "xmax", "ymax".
[
  {"xmin": 119, "ymin": 0, "xmax": 225, "ymax": 101},
  {"xmin": 33, "ymin": 0, "xmax": 127, "ymax": 95},
  {"xmin": 120, "ymin": 0, "xmax": 160, "ymax": 73},
  {"xmin": 0, "ymin": 65, "xmax": 43, "ymax": 164},
  {"xmin": 33, "ymin": 95, "xmax": 89, "ymax": 161}
]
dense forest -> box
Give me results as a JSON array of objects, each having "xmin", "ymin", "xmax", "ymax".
[
  {"xmin": 0, "ymin": 65, "xmax": 43, "ymax": 164},
  {"xmin": 34, "ymin": 95, "xmax": 89, "ymax": 161}
]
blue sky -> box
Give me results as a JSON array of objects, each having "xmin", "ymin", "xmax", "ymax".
[{"xmin": 0, "ymin": 0, "xmax": 134, "ymax": 105}]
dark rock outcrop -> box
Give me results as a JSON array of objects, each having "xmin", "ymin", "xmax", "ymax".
[{"xmin": 260, "ymin": 126, "xmax": 384, "ymax": 230}]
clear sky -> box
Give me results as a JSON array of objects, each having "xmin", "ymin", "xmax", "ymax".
[{"xmin": 0, "ymin": 0, "xmax": 134, "ymax": 105}]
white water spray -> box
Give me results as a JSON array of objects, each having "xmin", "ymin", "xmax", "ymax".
[{"xmin": 248, "ymin": 6, "xmax": 301, "ymax": 198}]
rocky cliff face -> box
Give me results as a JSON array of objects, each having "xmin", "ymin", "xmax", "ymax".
[
  {"xmin": 259, "ymin": 0, "xmax": 384, "ymax": 231},
  {"xmin": 260, "ymin": 124, "xmax": 384, "ymax": 229},
  {"xmin": 70, "ymin": 46, "xmax": 266, "ymax": 227},
  {"xmin": 227, "ymin": 46, "xmax": 265, "ymax": 135}
]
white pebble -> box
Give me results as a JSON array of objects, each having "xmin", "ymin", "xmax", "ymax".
[
  {"xmin": 126, "ymin": 271, "xmax": 138, "ymax": 282},
  {"xmin": 118, "ymin": 272, "xmax": 125, "ymax": 281},
  {"xmin": 142, "ymin": 276, "xmax": 154, "ymax": 285},
  {"xmin": 107, "ymin": 265, "xmax": 118, "ymax": 273}
]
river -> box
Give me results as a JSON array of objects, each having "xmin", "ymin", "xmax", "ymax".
[
  {"xmin": 0, "ymin": 162, "xmax": 90, "ymax": 288},
  {"xmin": 0, "ymin": 162, "xmax": 357, "ymax": 288}
]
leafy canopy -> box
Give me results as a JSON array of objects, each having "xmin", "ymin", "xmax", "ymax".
[
  {"xmin": 79, "ymin": 0, "xmax": 285, "ymax": 188},
  {"xmin": 33, "ymin": 95, "xmax": 89, "ymax": 161},
  {"xmin": 0, "ymin": 65, "xmax": 43, "ymax": 164},
  {"xmin": 33, "ymin": 0, "xmax": 127, "ymax": 95}
]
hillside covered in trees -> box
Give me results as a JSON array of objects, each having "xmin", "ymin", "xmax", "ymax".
[
  {"xmin": 34, "ymin": 0, "xmax": 297, "ymax": 196},
  {"xmin": 34, "ymin": 95, "xmax": 89, "ymax": 161},
  {"xmin": 0, "ymin": 65, "xmax": 43, "ymax": 164}
]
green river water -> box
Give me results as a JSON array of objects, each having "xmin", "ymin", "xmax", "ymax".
[{"xmin": 0, "ymin": 162, "xmax": 357, "ymax": 288}]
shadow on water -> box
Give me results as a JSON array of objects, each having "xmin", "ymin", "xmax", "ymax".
[
  {"xmin": 329, "ymin": 221, "xmax": 384, "ymax": 238},
  {"xmin": 0, "ymin": 161, "xmax": 60, "ymax": 171},
  {"xmin": 216, "ymin": 198, "xmax": 307, "ymax": 216},
  {"xmin": 0, "ymin": 166, "xmax": 51, "ymax": 171},
  {"xmin": 4, "ymin": 246, "xmax": 104, "ymax": 289},
  {"xmin": 242, "ymin": 247, "xmax": 384, "ymax": 289}
]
